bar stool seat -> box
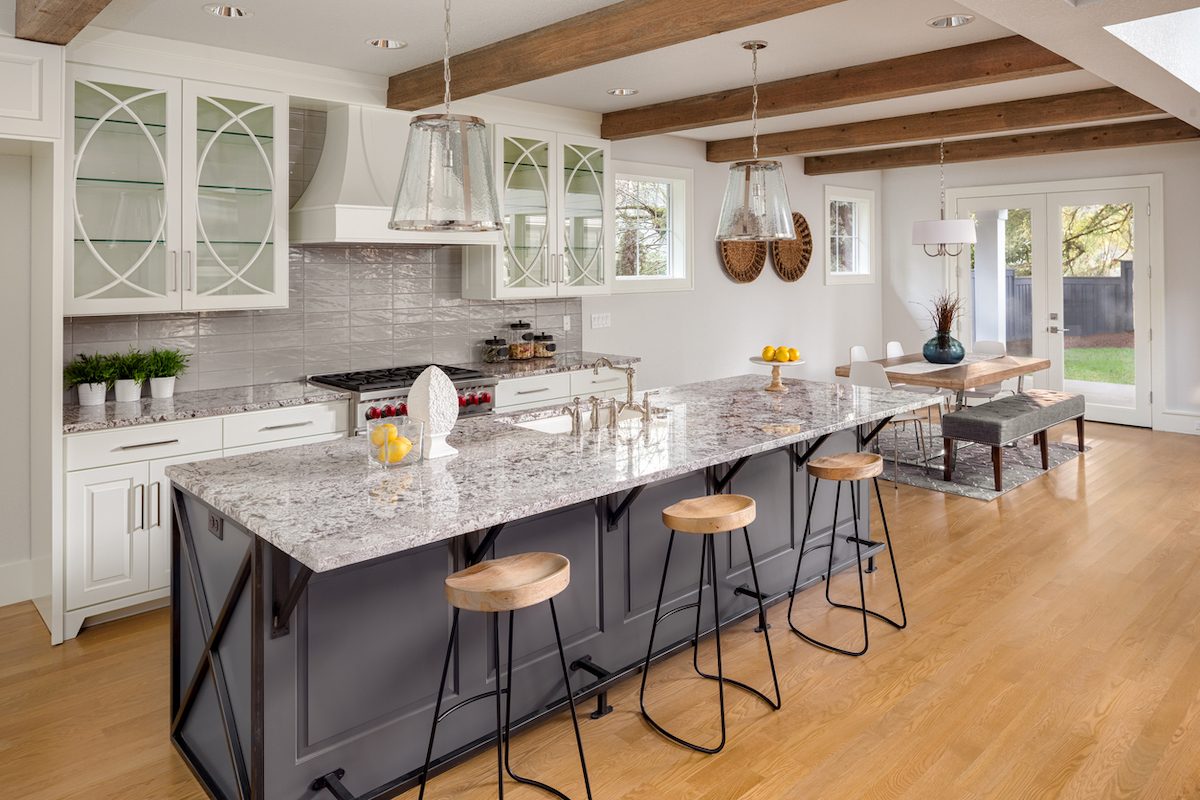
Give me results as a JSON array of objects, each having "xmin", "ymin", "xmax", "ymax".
[
  {"xmin": 420, "ymin": 552, "xmax": 592, "ymax": 800},
  {"xmin": 640, "ymin": 492, "xmax": 780, "ymax": 754},
  {"xmin": 445, "ymin": 552, "xmax": 570, "ymax": 612},
  {"xmin": 807, "ymin": 452, "xmax": 883, "ymax": 482},
  {"xmin": 662, "ymin": 494, "xmax": 756, "ymax": 533},
  {"xmin": 787, "ymin": 450, "xmax": 907, "ymax": 657}
]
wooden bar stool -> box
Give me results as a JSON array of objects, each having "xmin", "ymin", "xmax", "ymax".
[
  {"xmin": 639, "ymin": 494, "xmax": 781, "ymax": 754},
  {"xmin": 419, "ymin": 552, "xmax": 593, "ymax": 800},
  {"xmin": 787, "ymin": 452, "xmax": 907, "ymax": 657}
]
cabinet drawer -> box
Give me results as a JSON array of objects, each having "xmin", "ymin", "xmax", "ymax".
[
  {"xmin": 570, "ymin": 366, "xmax": 632, "ymax": 397},
  {"xmin": 66, "ymin": 418, "xmax": 224, "ymax": 472},
  {"xmin": 222, "ymin": 402, "xmax": 348, "ymax": 450},
  {"xmin": 494, "ymin": 373, "xmax": 571, "ymax": 409}
]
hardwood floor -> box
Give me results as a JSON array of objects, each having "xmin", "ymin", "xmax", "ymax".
[{"xmin": 4, "ymin": 422, "xmax": 1200, "ymax": 799}]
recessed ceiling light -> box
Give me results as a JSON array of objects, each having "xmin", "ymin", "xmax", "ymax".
[
  {"xmin": 607, "ymin": 88, "xmax": 638, "ymax": 96},
  {"xmin": 927, "ymin": 14, "xmax": 974, "ymax": 28},
  {"xmin": 367, "ymin": 38, "xmax": 407, "ymax": 49},
  {"xmin": 204, "ymin": 4, "xmax": 253, "ymax": 17}
]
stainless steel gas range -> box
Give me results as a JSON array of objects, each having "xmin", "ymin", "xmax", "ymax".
[{"xmin": 308, "ymin": 364, "xmax": 498, "ymax": 435}]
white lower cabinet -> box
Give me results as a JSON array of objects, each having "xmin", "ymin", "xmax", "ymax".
[
  {"xmin": 493, "ymin": 367, "xmax": 635, "ymax": 413},
  {"xmin": 59, "ymin": 400, "xmax": 348, "ymax": 642}
]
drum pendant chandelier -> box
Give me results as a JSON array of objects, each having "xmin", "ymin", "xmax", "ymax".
[
  {"xmin": 390, "ymin": 0, "xmax": 501, "ymax": 232},
  {"xmin": 912, "ymin": 140, "xmax": 976, "ymax": 257},
  {"xmin": 715, "ymin": 41, "xmax": 796, "ymax": 242}
]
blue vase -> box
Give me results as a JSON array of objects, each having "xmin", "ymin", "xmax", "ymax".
[{"xmin": 923, "ymin": 330, "xmax": 965, "ymax": 364}]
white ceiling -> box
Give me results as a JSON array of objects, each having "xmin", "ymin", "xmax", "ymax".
[{"xmin": 63, "ymin": 0, "xmax": 1200, "ymax": 149}]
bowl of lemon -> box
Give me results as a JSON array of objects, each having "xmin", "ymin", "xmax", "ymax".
[
  {"xmin": 749, "ymin": 346, "xmax": 805, "ymax": 392},
  {"xmin": 368, "ymin": 417, "xmax": 423, "ymax": 469}
]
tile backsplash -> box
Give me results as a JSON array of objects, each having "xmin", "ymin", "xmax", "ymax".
[{"xmin": 64, "ymin": 244, "xmax": 583, "ymax": 396}]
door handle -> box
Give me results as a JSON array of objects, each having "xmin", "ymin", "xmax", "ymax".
[
  {"xmin": 1048, "ymin": 326, "xmax": 1071, "ymax": 334},
  {"xmin": 169, "ymin": 250, "xmax": 178, "ymax": 292},
  {"xmin": 184, "ymin": 251, "xmax": 194, "ymax": 291},
  {"xmin": 133, "ymin": 483, "xmax": 145, "ymax": 531},
  {"xmin": 151, "ymin": 481, "xmax": 161, "ymax": 528}
]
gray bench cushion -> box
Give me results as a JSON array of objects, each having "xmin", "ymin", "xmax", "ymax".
[{"xmin": 941, "ymin": 390, "xmax": 1085, "ymax": 446}]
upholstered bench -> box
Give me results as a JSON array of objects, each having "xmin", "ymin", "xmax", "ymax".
[{"xmin": 942, "ymin": 390, "xmax": 1085, "ymax": 491}]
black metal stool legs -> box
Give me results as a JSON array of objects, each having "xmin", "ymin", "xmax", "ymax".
[
  {"xmin": 640, "ymin": 528, "xmax": 781, "ymax": 754},
  {"xmin": 787, "ymin": 476, "xmax": 907, "ymax": 657},
  {"xmin": 421, "ymin": 604, "xmax": 593, "ymax": 800}
]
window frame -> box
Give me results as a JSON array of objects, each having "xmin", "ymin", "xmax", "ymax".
[
  {"xmin": 824, "ymin": 185, "xmax": 877, "ymax": 286},
  {"xmin": 612, "ymin": 160, "xmax": 694, "ymax": 294}
]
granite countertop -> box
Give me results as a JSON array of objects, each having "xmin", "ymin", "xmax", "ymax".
[
  {"xmin": 460, "ymin": 351, "xmax": 640, "ymax": 379},
  {"xmin": 63, "ymin": 381, "xmax": 350, "ymax": 434},
  {"xmin": 166, "ymin": 375, "xmax": 937, "ymax": 574}
]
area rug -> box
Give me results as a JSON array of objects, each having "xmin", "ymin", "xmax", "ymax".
[{"xmin": 874, "ymin": 422, "xmax": 1089, "ymax": 501}]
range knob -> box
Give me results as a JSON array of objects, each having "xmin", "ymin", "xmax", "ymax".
[
  {"xmin": 398, "ymin": 403, "xmax": 408, "ymax": 416},
  {"xmin": 458, "ymin": 395, "xmax": 468, "ymax": 408},
  {"xmin": 366, "ymin": 406, "xmax": 382, "ymax": 420},
  {"xmin": 467, "ymin": 394, "xmax": 479, "ymax": 405},
  {"xmin": 480, "ymin": 392, "xmax": 492, "ymax": 404},
  {"xmin": 382, "ymin": 405, "xmax": 397, "ymax": 417}
]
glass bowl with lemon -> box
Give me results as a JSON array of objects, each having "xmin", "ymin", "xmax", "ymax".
[{"xmin": 367, "ymin": 417, "xmax": 423, "ymax": 470}]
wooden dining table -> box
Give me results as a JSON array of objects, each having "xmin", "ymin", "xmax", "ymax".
[{"xmin": 834, "ymin": 353, "xmax": 1051, "ymax": 410}]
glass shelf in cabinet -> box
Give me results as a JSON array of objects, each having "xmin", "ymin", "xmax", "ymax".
[
  {"xmin": 76, "ymin": 177, "xmax": 166, "ymax": 187},
  {"xmin": 75, "ymin": 116, "xmax": 169, "ymax": 134},
  {"xmin": 196, "ymin": 184, "xmax": 273, "ymax": 193},
  {"xmin": 196, "ymin": 128, "xmax": 274, "ymax": 141}
]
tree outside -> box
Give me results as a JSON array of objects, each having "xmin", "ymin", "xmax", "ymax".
[{"xmin": 616, "ymin": 178, "xmax": 670, "ymax": 277}]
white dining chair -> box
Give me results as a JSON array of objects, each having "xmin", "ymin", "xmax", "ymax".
[
  {"xmin": 849, "ymin": 361, "xmax": 931, "ymax": 485},
  {"xmin": 964, "ymin": 340, "xmax": 1016, "ymax": 404},
  {"xmin": 884, "ymin": 340, "xmax": 952, "ymax": 417},
  {"xmin": 850, "ymin": 345, "xmax": 869, "ymax": 363},
  {"xmin": 885, "ymin": 340, "xmax": 903, "ymax": 359}
]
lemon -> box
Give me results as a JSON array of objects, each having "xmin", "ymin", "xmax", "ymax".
[
  {"xmin": 761, "ymin": 346, "xmax": 776, "ymax": 361},
  {"xmin": 387, "ymin": 436, "xmax": 413, "ymax": 463},
  {"xmin": 788, "ymin": 348, "xmax": 800, "ymax": 362},
  {"xmin": 371, "ymin": 423, "xmax": 399, "ymax": 447},
  {"xmin": 775, "ymin": 347, "xmax": 789, "ymax": 362},
  {"xmin": 376, "ymin": 445, "xmax": 388, "ymax": 463}
]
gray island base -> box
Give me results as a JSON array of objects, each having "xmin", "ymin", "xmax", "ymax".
[{"xmin": 165, "ymin": 375, "xmax": 935, "ymax": 800}]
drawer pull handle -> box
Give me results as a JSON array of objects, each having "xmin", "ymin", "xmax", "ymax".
[
  {"xmin": 119, "ymin": 439, "xmax": 180, "ymax": 450},
  {"xmin": 261, "ymin": 421, "xmax": 315, "ymax": 431},
  {"xmin": 591, "ymin": 378, "xmax": 619, "ymax": 384},
  {"xmin": 516, "ymin": 387, "xmax": 551, "ymax": 395}
]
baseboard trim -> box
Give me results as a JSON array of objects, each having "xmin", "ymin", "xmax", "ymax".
[{"xmin": 0, "ymin": 560, "xmax": 33, "ymax": 608}]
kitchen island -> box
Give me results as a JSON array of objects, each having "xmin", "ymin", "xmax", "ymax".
[{"xmin": 165, "ymin": 375, "xmax": 934, "ymax": 800}]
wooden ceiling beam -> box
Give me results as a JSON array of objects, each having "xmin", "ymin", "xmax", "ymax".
[
  {"xmin": 16, "ymin": 0, "xmax": 113, "ymax": 45},
  {"xmin": 602, "ymin": 35, "xmax": 1078, "ymax": 141},
  {"xmin": 802, "ymin": 118, "xmax": 1199, "ymax": 175},
  {"xmin": 387, "ymin": 0, "xmax": 849, "ymax": 112},
  {"xmin": 706, "ymin": 87, "xmax": 1162, "ymax": 162}
]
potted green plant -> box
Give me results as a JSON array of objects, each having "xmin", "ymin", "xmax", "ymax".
[
  {"xmin": 145, "ymin": 347, "xmax": 190, "ymax": 399},
  {"xmin": 63, "ymin": 352, "xmax": 115, "ymax": 406},
  {"xmin": 110, "ymin": 347, "xmax": 150, "ymax": 402}
]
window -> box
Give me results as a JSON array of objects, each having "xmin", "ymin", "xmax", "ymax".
[
  {"xmin": 824, "ymin": 185, "xmax": 876, "ymax": 285},
  {"xmin": 613, "ymin": 161, "xmax": 693, "ymax": 293}
]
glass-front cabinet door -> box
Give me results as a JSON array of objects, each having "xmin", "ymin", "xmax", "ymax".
[
  {"xmin": 66, "ymin": 67, "xmax": 288, "ymax": 315},
  {"xmin": 498, "ymin": 127, "xmax": 556, "ymax": 298},
  {"xmin": 182, "ymin": 82, "xmax": 287, "ymax": 310},
  {"xmin": 559, "ymin": 137, "xmax": 611, "ymax": 296},
  {"xmin": 69, "ymin": 67, "xmax": 182, "ymax": 315}
]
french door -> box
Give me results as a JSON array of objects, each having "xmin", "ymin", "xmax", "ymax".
[{"xmin": 955, "ymin": 183, "xmax": 1152, "ymax": 427}]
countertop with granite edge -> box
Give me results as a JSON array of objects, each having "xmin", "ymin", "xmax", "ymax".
[
  {"xmin": 165, "ymin": 375, "xmax": 937, "ymax": 574},
  {"xmin": 62, "ymin": 382, "xmax": 351, "ymax": 434}
]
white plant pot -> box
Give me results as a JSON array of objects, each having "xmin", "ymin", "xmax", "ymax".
[
  {"xmin": 114, "ymin": 379, "xmax": 143, "ymax": 403},
  {"xmin": 150, "ymin": 376, "xmax": 176, "ymax": 399},
  {"xmin": 76, "ymin": 382, "xmax": 107, "ymax": 406}
]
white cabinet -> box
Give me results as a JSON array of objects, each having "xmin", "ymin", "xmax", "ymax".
[
  {"xmin": 462, "ymin": 126, "xmax": 613, "ymax": 300},
  {"xmin": 0, "ymin": 36, "xmax": 62, "ymax": 139},
  {"xmin": 494, "ymin": 367, "xmax": 634, "ymax": 413},
  {"xmin": 66, "ymin": 64, "xmax": 288, "ymax": 316},
  {"xmin": 58, "ymin": 401, "xmax": 348, "ymax": 642}
]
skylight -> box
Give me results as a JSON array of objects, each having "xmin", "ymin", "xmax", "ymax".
[{"xmin": 1106, "ymin": 7, "xmax": 1200, "ymax": 93}]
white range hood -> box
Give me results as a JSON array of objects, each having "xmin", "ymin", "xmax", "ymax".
[{"xmin": 289, "ymin": 104, "xmax": 502, "ymax": 246}]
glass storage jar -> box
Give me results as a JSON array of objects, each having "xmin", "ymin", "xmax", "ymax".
[
  {"xmin": 532, "ymin": 332, "xmax": 556, "ymax": 359},
  {"xmin": 482, "ymin": 337, "xmax": 508, "ymax": 363},
  {"xmin": 509, "ymin": 320, "xmax": 533, "ymax": 360}
]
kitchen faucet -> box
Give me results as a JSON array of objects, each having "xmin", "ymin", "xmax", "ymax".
[{"xmin": 593, "ymin": 357, "xmax": 638, "ymax": 413}]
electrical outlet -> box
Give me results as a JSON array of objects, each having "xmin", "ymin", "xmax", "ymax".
[
  {"xmin": 563, "ymin": 315, "xmax": 571, "ymax": 331},
  {"xmin": 208, "ymin": 513, "xmax": 223, "ymax": 540},
  {"xmin": 590, "ymin": 313, "xmax": 611, "ymax": 329}
]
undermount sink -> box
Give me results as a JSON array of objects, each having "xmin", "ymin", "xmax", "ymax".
[{"xmin": 513, "ymin": 407, "xmax": 646, "ymax": 435}]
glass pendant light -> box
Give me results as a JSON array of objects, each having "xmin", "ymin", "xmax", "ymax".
[
  {"xmin": 390, "ymin": 0, "xmax": 501, "ymax": 231},
  {"xmin": 912, "ymin": 140, "xmax": 976, "ymax": 256},
  {"xmin": 715, "ymin": 41, "xmax": 796, "ymax": 242}
]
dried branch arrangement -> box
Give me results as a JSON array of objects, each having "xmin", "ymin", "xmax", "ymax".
[{"xmin": 919, "ymin": 292, "xmax": 966, "ymax": 332}]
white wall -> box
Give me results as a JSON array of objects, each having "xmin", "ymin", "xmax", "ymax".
[
  {"xmin": 583, "ymin": 135, "xmax": 884, "ymax": 391},
  {"xmin": 0, "ymin": 152, "xmax": 33, "ymax": 606},
  {"xmin": 880, "ymin": 140, "xmax": 1200, "ymax": 418}
]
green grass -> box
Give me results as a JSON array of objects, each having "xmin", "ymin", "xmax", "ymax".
[{"xmin": 1064, "ymin": 347, "xmax": 1134, "ymax": 385}]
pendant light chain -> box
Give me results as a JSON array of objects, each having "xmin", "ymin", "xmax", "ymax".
[
  {"xmin": 939, "ymin": 139, "xmax": 946, "ymax": 218},
  {"xmin": 443, "ymin": 0, "xmax": 452, "ymax": 115},
  {"xmin": 751, "ymin": 46, "xmax": 759, "ymax": 161}
]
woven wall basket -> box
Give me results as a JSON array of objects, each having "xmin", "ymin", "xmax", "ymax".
[
  {"xmin": 719, "ymin": 240, "xmax": 768, "ymax": 283},
  {"xmin": 770, "ymin": 213, "xmax": 813, "ymax": 282}
]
